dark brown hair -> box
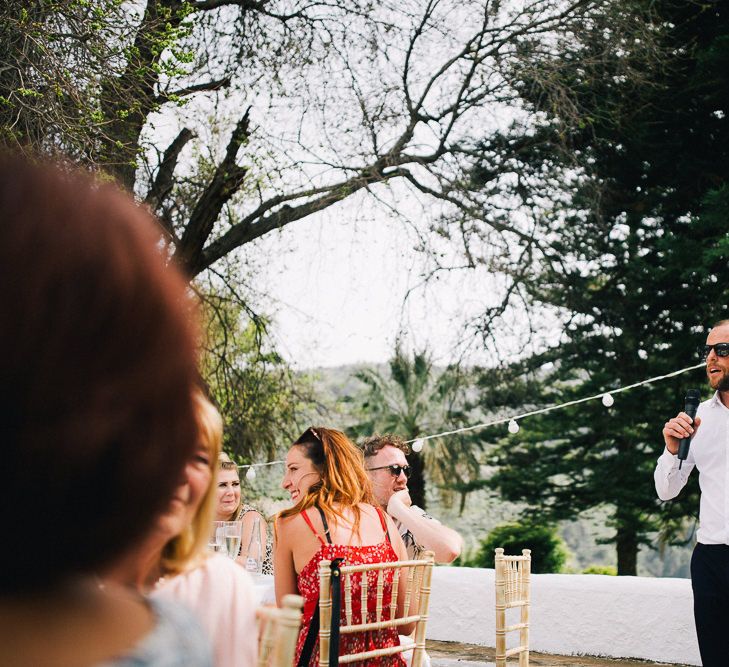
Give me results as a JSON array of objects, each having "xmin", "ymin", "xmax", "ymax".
[
  {"xmin": 359, "ymin": 433, "xmax": 411, "ymax": 459},
  {"xmin": 0, "ymin": 155, "xmax": 200, "ymax": 593}
]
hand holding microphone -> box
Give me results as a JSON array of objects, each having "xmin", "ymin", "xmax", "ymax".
[{"xmin": 662, "ymin": 389, "xmax": 702, "ymax": 468}]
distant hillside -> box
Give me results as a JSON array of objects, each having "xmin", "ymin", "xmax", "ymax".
[{"xmin": 303, "ymin": 364, "xmax": 382, "ymax": 402}]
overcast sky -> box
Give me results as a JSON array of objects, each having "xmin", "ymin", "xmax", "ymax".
[{"xmin": 245, "ymin": 197, "xmax": 501, "ymax": 370}]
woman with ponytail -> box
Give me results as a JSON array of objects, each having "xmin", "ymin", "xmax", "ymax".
[{"xmin": 274, "ymin": 427, "xmax": 413, "ymax": 667}]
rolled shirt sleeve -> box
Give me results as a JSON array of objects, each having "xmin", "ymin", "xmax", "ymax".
[{"xmin": 654, "ymin": 446, "xmax": 694, "ymax": 501}]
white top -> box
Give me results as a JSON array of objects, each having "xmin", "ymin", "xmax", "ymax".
[
  {"xmin": 152, "ymin": 554, "xmax": 257, "ymax": 667},
  {"xmin": 654, "ymin": 392, "xmax": 729, "ymax": 544}
]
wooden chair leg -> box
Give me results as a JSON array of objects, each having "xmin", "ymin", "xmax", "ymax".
[
  {"xmin": 520, "ymin": 549, "xmax": 530, "ymax": 667},
  {"xmin": 319, "ymin": 560, "xmax": 332, "ymax": 667},
  {"xmin": 495, "ymin": 548, "xmax": 506, "ymax": 667}
]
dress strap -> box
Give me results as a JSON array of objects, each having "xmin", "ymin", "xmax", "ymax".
[
  {"xmin": 317, "ymin": 506, "xmax": 333, "ymax": 544},
  {"xmin": 375, "ymin": 507, "xmax": 392, "ymax": 544},
  {"xmin": 237, "ymin": 503, "xmax": 258, "ymax": 520},
  {"xmin": 301, "ymin": 508, "xmax": 326, "ymax": 546}
]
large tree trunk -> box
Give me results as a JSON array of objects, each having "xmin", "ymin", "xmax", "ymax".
[
  {"xmin": 615, "ymin": 525, "xmax": 638, "ymax": 576},
  {"xmin": 100, "ymin": 0, "xmax": 179, "ymax": 190},
  {"xmin": 408, "ymin": 451, "xmax": 426, "ymax": 510}
]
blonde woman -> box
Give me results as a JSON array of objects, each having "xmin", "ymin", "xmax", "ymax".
[
  {"xmin": 107, "ymin": 392, "xmax": 257, "ymax": 667},
  {"xmin": 216, "ymin": 456, "xmax": 273, "ymax": 574}
]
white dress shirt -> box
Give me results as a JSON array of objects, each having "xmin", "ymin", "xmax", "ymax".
[{"xmin": 654, "ymin": 392, "xmax": 729, "ymax": 544}]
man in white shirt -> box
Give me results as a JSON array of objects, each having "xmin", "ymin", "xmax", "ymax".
[
  {"xmin": 655, "ymin": 319, "xmax": 729, "ymax": 667},
  {"xmin": 360, "ymin": 434, "xmax": 462, "ymax": 563}
]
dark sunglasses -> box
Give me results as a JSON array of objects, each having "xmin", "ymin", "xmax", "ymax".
[
  {"xmin": 700, "ymin": 343, "xmax": 729, "ymax": 359},
  {"xmin": 366, "ymin": 464, "xmax": 412, "ymax": 479}
]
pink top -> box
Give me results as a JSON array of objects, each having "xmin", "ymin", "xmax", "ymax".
[{"xmin": 153, "ymin": 554, "xmax": 257, "ymax": 667}]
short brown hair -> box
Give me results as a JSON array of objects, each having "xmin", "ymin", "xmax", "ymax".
[
  {"xmin": 0, "ymin": 155, "xmax": 200, "ymax": 593},
  {"xmin": 359, "ymin": 433, "xmax": 411, "ymax": 458}
]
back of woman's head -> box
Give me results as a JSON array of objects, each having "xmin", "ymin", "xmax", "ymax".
[
  {"xmin": 279, "ymin": 427, "xmax": 373, "ymax": 525},
  {"xmin": 0, "ymin": 155, "xmax": 200, "ymax": 594}
]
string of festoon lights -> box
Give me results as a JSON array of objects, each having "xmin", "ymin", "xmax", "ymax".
[{"xmin": 237, "ymin": 361, "xmax": 705, "ymax": 478}]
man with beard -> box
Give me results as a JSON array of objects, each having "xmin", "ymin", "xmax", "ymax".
[
  {"xmin": 655, "ymin": 319, "xmax": 729, "ymax": 666},
  {"xmin": 360, "ymin": 434, "xmax": 462, "ymax": 563}
]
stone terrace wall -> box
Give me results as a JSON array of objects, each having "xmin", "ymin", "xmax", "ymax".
[{"xmin": 427, "ymin": 567, "xmax": 699, "ymax": 665}]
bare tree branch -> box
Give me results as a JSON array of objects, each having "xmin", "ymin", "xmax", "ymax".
[
  {"xmin": 191, "ymin": 0, "xmax": 264, "ymax": 10},
  {"xmin": 156, "ymin": 76, "xmax": 231, "ymax": 103},
  {"xmin": 145, "ymin": 127, "xmax": 196, "ymax": 227},
  {"xmin": 176, "ymin": 108, "xmax": 252, "ymax": 272}
]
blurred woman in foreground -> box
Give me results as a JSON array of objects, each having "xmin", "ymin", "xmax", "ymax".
[
  {"xmin": 274, "ymin": 427, "xmax": 412, "ymax": 667},
  {"xmin": 0, "ymin": 155, "xmax": 210, "ymax": 666},
  {"xmin": 107, "ymin": 392, "xmax": 257, "ymax": 667},
  {"xmin": 216, "ymin": 456, "xmax": 273, "ymax": 574}
]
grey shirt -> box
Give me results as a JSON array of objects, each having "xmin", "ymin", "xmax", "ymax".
[{"xmin": 99, "ymin": 596, "xmax": 213, "ymax": 667}]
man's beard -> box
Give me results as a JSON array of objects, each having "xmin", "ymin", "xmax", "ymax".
[{"xmin": 711, "ymin": 372, "xmax": 729, "ymax": 392}]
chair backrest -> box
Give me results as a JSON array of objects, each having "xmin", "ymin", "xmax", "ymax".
[
  {"xmin": 494, "ymin": 548, "xmax": 531, "ymax": 667},
  {"xmin": 257, "ymin": 594, "xmax": 304, "ymax": 667},
  {"xmin": 318, "ymin": 550, "xmax": 435, "ymax": 667}
]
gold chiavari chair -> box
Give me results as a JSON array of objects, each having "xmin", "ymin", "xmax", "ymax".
[
  {"xmin": 318, "ymin": 551, "xmax": 435, "ymax": 667},
  {"xmin": 257, "ymin": 594, "xmax": 304, "ymax": 667},
  {"xmin": 494, "ymin": 548, "xmax": 531, "ymax": 667}
]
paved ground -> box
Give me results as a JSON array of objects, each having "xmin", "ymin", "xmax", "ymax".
[{"xmin": 425, "ymin": 640, "xmax": 692, "ymax": 667}]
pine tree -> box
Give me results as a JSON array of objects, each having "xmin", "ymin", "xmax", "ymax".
[{"xmin": 476, "ymin": 0, "xmax": 729, "ymax": 574}]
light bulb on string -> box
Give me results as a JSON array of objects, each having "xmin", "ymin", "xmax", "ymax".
[
  {"xmin": 245, "ymin": 466, "xmax": 257, "ymax": 480},
  {"xmin": 601, "ymin": 393, "xmax": 615, "ymax": 407},
  {"xmin": 508, "ymin": 419, "xmax": 520, "ymax": 434},
  {"xmin": 411, "ymin": 439, "xmax": 424, "ymax": 453}
]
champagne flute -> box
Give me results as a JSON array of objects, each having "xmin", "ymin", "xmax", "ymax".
[
  {"xmin": 210, "ymin": 520, "xmax": 239, "ymax": 557},
  {"xmin": 224, "ymin": 521, "xmax": 242, "ymax": 559}
]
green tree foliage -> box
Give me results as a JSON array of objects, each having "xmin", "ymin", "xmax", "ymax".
[
  {"xmin": 582, "ymin": 565, "xmax": 616, "ymax": 576},
  {"xmin": 198, "ymin": 284, "xmax": 310, "ymax": 461},
  {"xmin": 471, "ymin": 0, "xmax": 729, "ymax": 574},
  {"xmin": 351, "ymin": 344, "xmax": 477, "ymax": 509},
  {"xmin": 466, "ymin": 522, "xmax": 567, "ymax": 574},
  {"xmin": 0, "ymin": 1, "xmax": 197, "ymax": 178}
]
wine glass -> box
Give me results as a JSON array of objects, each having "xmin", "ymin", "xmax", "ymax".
[
  {"xmin": 211, "ymin": 520, "xmax": 241, "ymax": 559},
  {"xmin": 208, "ymin": 521, "xmax": 225, "ymax": 554}
]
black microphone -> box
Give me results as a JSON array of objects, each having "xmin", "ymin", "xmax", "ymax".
[{"xmin": 678, "ymin": 388, "xmax": 701, "ymax": 469}]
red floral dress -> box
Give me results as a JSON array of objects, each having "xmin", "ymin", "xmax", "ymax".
[{"xmin": 294, "ymin": 507, "xmax": 406, "ymax": 667}]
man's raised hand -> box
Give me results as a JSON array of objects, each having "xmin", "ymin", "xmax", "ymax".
[{"xmin": 663, "ymin": 412, "xmax": 702, "ymax": 455}]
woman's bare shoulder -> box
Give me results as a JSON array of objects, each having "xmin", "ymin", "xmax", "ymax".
[
  {"xmin": 275, "ymin": 511, "xmax": 306, "ymax": 532},
  {"xmin": 356, "ymin": 502, "xmax": 383, "ymax": 518}
]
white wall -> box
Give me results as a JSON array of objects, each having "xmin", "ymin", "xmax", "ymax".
[{"xmin": 427, "ymin": 567, "xmax": 700, "ymax": 666}]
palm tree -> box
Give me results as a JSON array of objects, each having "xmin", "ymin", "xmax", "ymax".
[{"xmin": 352, "ymin": 343, "xmax": 477, "ymax": 509}]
